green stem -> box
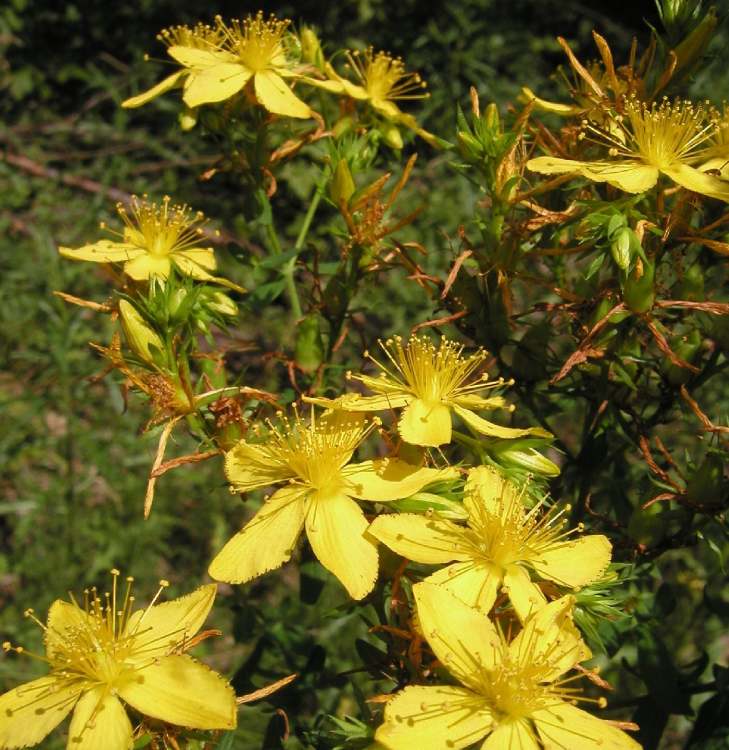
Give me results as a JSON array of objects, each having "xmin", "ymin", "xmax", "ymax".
[{"xmin": 262, "ymin": 204, "xmax": 302, "ymax": 319}]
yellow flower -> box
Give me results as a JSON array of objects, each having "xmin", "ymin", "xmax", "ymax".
[
  {"xmin": 317, "ymin": 48, "xmax": 435, "ymax": 145},
  {"xmin": 124, "ymin": 13, "xmax": 313, "ymax": 118},
  {"xmin": 370, "ymin": 466, "xmax": 611, "ymax": 619},
  {"xmin": 59, "ymin": 196, "xmax": 242, "ymax": 290},
  {"xmin": 0, "ymin": 573, "xmax": 236, "ymax": 750},
  {"xmin": 305, "ymin": 336, "xmax": 550, "ymax": 447},
  {"xmin": 699, "ymin": 103, "xmax": 729, "ymax": 178},
  {"xmin": 375, "ymin": 584, "xmax": 640, "ymax": 750},
  {"xmin": 528, "ymin": 97, "xmax": 729, "ymax": 202},
  {"xmin": 209, "ymin": 409, "xmax": 456, "ymax": 599}
]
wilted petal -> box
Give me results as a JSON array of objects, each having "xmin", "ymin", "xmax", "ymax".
[
  {"xmin": 209, "ymin": 485, "xmax": 306, "ymax": 584},
  {"xmin": 376, "ymin": 685, "xmax": 493, "ymax": 750},
  {"xmin": 118, "ymin": 654, "xmax": 236, "ymax": 730}
]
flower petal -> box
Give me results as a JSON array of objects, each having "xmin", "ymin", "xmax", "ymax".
[
  {"xmin": 453, "ymin": 394, "xmax": 510, "ymax": 411},
  {"xmin": 375, "ymin": 685, "xmax": 493, "ymax": 750},
  {"xmin": 209, "ymin": 485, "xmax": 306, "ymax": 584},
  {"xmin": 427, "ymin": 560, "xmax": 502, "ymax": 613},
  {"xmin": 305, "ymin": 493, "xmax": 378, "ymax": 599},
  {"xmin": 124, "ymin": 583, "xmax": 216, "ymax": 658},
  {"xmin": 123, "ymin": 253, "xmax": 171, "ymax": 280},
  {"xmin": 67, "ymin": 687, "xmax": 132, "ymax": 750},
  {"xmin": 224, "ymin": 440, "xmax": 294, "ymax": 492},
  {"xmin": 530, "ymin": 535, "xmax": 612, "ymax": 588},
  {"xmin": 502, "ymin": 564, "xmax": 547, "ymax": 621},
  {"xmin": 368, "ymin": 513, "xmax": 468, "ymax": 564},
  {"xmin": 413, "ymin": 582, "xmax": 502, "ymax": 688},
  {"xmin": 527, "ymin": 157, "xmax": 659, "ymax": 193},
  {"xmin": 344, "ymin": 459, "xmax": 458, "ymax": 502},
  {"xmin": 464, "ymin": 466, "xmax": 521, "ymax": 520},
  {"xmin": 399, "ymin": 399, "xmax": 452, "ymax": 446},
  {"xmin": 118, "ymin": 654, "xmax": 236, "ymax": 730},
  {"xmin": 481, "ymin": 719, "xmax": 540, "ymax": 749},
  {"xmin": 122, "ymin": 71, "xmax": 185, "ymax": 108},
  {"xmin": 533, "ymin": 702, "xmax": 641, "ymax": 749},
  {"xmin": 509, "ymin": 595, "xmax": 590, "ymax": 680},
  {"xmin": 0, "ymin": 676, "xmax": 81, "ymax": 749},
  {"xmin": 175, "ymin": 247, "xmax": 217, "ymax": 271},
  {"xmin": 303, "ymin": 392, "xmax": 411, "ymax": 412},
  {"xmin": 58, "ymin": 240, "xmax": 143, "ymax": 263},
  {"xmin": 167, "ymin": 46, "xmax": 237, "ymax": 68},
  {"xmin": 452, "ymin": 405, "xmax": 550, "ymax": 440},
  {"xmin": 254, "ymin": 71, "xmax": 312, "ymax": 119},
  {"xmin": 521, "ymin": 86, "xmax": 582, "ymax": 116},
  {"xmin": 183, "ymin": 64, "xmax": 251, "ymax": 108},
  {"xmin": 663, "ymin": 163, "xmax": 729, "ymax": 203}
]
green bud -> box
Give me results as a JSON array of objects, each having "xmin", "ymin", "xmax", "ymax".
[
  {"xmin": 169, "ymin": 288, "xmax": 188, "ymax": 319},
  {"xmin": 300, "ymin": 26, "xmax": 324, "ymax": 68},
  {"xmin": 329, "ymin": 159, "xmax": 356, "ymax": 206},
  {"xmin": 686, "ymin": 453, "xmax": 725, "ymax": 507},
  {"xmin": 673, "ymin": 6, "xmax": 718, "ymax": 74},
  {"xmin": 389, "ymin": 493, "xmax": 469, "ymax": 521},
  {"xmin": 119, "ymin": 299, "xmax": 164, "ymax": 366},
  {"xmin": 610, "ymin": 227, "xmax": 633, "ymax": 271},
  {"xmin": 179, "ymin": 108, "xmax": 197, "ymax": 131},
  {"xmin": 332, "ymin": 116, "xmax": 355, "ymax": 139},
  {"xmin": 295, "ymin": 313, "xmax": 325, "ymax": 373},
  {"xmin": 208, "ymin": 291, "xmax": 238, "ymax": 317},
  {"xmin": 484, "ymin": 102, "xmax": 501, "ymax": 132},
  {"xmin": 380, "ymin": 123, "xmax": 404, "ymax": 150},
  {"xmin": 663, "ymin": 328, "xmax": 701, "ymax": 385},
  {"xmin": 623, "ymin": 259, "xmax": 655, "ymax": 313},
  {"xmin": 490, "ymin": 444, "xmax": 560, "ymax": 477}
]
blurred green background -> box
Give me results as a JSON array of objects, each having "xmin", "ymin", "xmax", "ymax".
[{"xmin": 1, "ymin": 1, "xmax": 728, "ymax": 748}]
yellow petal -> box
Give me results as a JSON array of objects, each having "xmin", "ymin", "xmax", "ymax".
[
  {"xmin": 453, "ymin": 404, "xmax": 550, "ymax": 440},
  {"xmin": 528, "ymin": 156, "xmax": 660, "ymax": 194},
  {"xmin": 521, "ymin": 86, "xmax": 582, "ymax": 116},
  {"xmin": 502, "ymin": 564, "xmax": 547, "ymax": 621},
  {"xmin": 118, "ymin": 654, "xmax": 236, "ymax": 730},
  {"xmin": 45, "ymin": 600, "xmax": 93, "ymax": 660},
  {"xmin": 0, "ymin": 676, "xmax": 81, "ymax": 749},
  {"xmin": 254, "ymin": 71, "xmax": 312, "ymax": 119},
  {"xmin": 368, "ymin": 513, "xmax": 468, "ymax": 564},
  {"xmin": 530, "ymin": 535, "xmax": 611, "ymax": 588},
  {"xmin": 427, "ymin": 560, "xmax": 502, "ymax": 613},
  {"xmin": 306, "ymin": 493, "xmax": 378, "ymax": 599},
  {"xmin": 209, "ymin": 485, "xmax": 306, "ymax": 584},
  {"xmin": 373, "ymin": 98, "xmax": 402, "ymax": 120},
  {"xmin": 663, "ymin": 163, "xmax": 729, "ymax": 203},
  {"xmin": 224, "ymin": 440, "xmax": 293, "ymax": 492},
  {"xmin": 340, "ymin": 79, "xmax": 369, "ymax": 101},
  {"xmin": 344, "ymin": 459, "xmax": 458, "ymax": 502},
  {"xmin": 303, "ymin": 392, "xmax": 411, "ymax": 412},
  {"xmin": 59, "ymin": 240, "xmax": 143, "ymax": 263},
  {"xmin": 167, "ymin": 46, "xmax": 237, "ymax": 68},
  {"xmin": 122, "ymin": 71, "xmax": 185, "ymax": 108},
  {"xmin": 123, "ymin": 253, "xmax": 171, "ymax": 280},
  {"xmin": 533, "ymin": 702, "xmax": 641, "ymax": 749},
  {"xmin": 183, "ymin": 64, "xmax": 251, "ymax": 108},
  {"xmin": 509, "ymin": 595, "xmax": 590, "ymax": 680},
  {"xmin": 481, "ymin": 719, "xmax": 540, "ymax": 750},
  {"xmin": 453, "ymin": 394, "xmax": 509, "ymax": 410},
  {"xmin": 299, "ymin": 75, "xmax": 345, "ymax": 94},
  {"xmin": 464, "ymin": 466, "xmax": 521, "ymax": 520},
  {"xmin": 67, "ymin": 687, "xmax": 132, "ymax": 750},
  {"xmin": 699, "ymin": 156, "xmax": 729, "ymax": 178},
  {"xmin": 376, "ymin": 685, "xmax": 493, "ymax": 750},
  {"xmin": 413, "ymin": 582, "xmax": 501, "ymax": 689},
  {"xmin": 399, "ymin": 399, "xmax": 452, "ymax": 446},
  {"xmin": 124, "ymin": 583, "xmax": 216, "ymax": 659},
  {"xmin": 175, "ymin": 247, "xmax": 217, "ymax": 271}
]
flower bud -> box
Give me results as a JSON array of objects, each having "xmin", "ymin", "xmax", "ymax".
[
  {"xmin": 610, "ymin": 226, "xmax": 633, "ymax": 271},
  {"xmin": 490, "ymin": 443, "xmax": 560, "ymax": 477},
  {"xmin": 380, "ymin": 123, "xmax": 404, "ymax": 150},
  {"xmin": 179, "ymin": 108, "xmax": 197, "ymax": 131},
  {"xmin": 208, "ymin": 291, "xmax": 238, "ymax": 317},
  {"xmin": 623, "ymin": 259, "xmax": 655, "ymax": 313},
  {"xmin": 295, "ymin": 313, "xmax": 325, "ymax": 373},
  {"xmin": 300, "ymin": 26, "xmax": 324, "ymax": 68},
  {"xmin": 119, "ymin": 299, "xmax": 164, "ymax": 366},
  {"xmin": 329, "ymin": 159, "xmax": 355, "ymax": 206},
  {"xmin": 389, "ymin": 493, "xmax": 468, "ymax": 521}
]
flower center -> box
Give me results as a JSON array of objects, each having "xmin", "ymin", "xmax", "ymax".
[
  {"xmin": 158, "ymin": 22, "xmax": 222, "ymax": 52},
  {"xmin": 218, "ymin": 13, "xmax": 290, "ymax": 73},
  {"xmin": 346, "ymin": 48, "xmax": 428, "ymax": 105}
]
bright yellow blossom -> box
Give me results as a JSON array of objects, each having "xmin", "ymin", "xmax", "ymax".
[
  {"xmin": 528, "ymin": 97, "xmax": 729, "ymax": 202},
  {"xmin": 124, "ymin": 13, "xmax": 313, "ymax": 118},
  {"xmin": 375, "ymin": 584, "xmax": 640, "ymax": 750},
  {"xmin": 210, "ymin": 409, "xmax": 457, "ymax": 600},
  {"xmin": 306, "ymin": 336, "xmax": 550, "ymax": 448},
  {"xmin": 370, "ymin": 466, "xmax": 611, "ymax": 619},
  {"xmin": 0, "ymin": 573, "xmax": 236, "ymax": 750},
  {"xmin": 315, "ymin": 48, "xmax": 435, "ymax": 145},
  {"xmin": 59, "ymin": 196, "xmax": 242, "ymax": 290}
]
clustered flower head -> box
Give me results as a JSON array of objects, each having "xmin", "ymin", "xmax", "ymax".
[{"xmin": 0, "ymin": 572, "xmax": 236, "ymax": 749}]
